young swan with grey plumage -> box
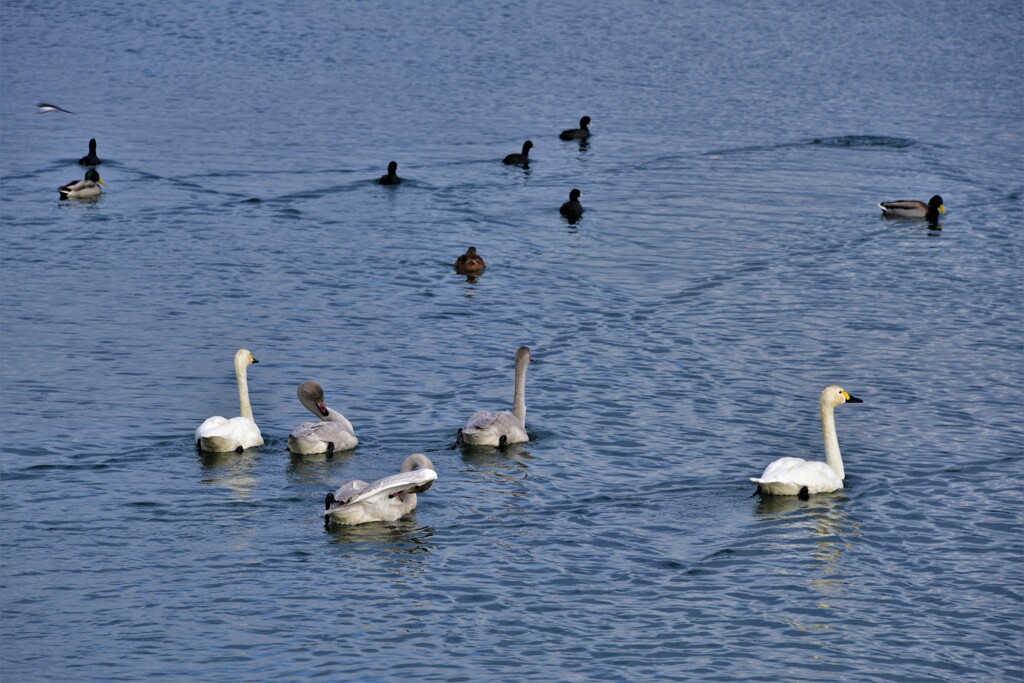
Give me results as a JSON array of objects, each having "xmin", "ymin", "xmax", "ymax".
[
  {"xmin": 751, "ymin": 385, "xmax": 863, "ymax": 499},
  {"xmin": 324, "ymin": 454, "xmax": 437, "ymax": 525},
  {"xmin": 456, "ymin": 346, "xmax": 532, "ymax": 448},
  {"xmin": 287, "ymin": 381, "xmax": 358, "ymax": 456}
]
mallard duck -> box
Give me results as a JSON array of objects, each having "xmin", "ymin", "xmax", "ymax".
[
  {"xmin": 454, "ymin": 246, "xmax": 486, "ymax": 274},
  {"xmin": 559, "ymin": 116, "xmax": 591, "ymax": 140},
  {"xmin": 559, "ymin": 188, "xmax": 584, "ymax": 221},
  {"xmin": 58, "ymin": 169, "xmax": 106, "ymax": 199},
  {"xmin": 78, "ymin": 138, "xmax": 102, "ymax": 166},
  {"xmin": 878, "ymin": 195, "xmax": 946, "ymax": 221},
  {"xmin": 751, "ymin": 386, "xmax": 863, "ymax": 499},
  {"xmin": 456, "ymin": 346, "xmax": 532, "ymax": 448},
  {"xmin": 378, "ymin": 160, "xmax": 401, "ymax": 185},
  {"xmin": 502, "ymin": 140, "xmax": 533, "ymax": 166}
]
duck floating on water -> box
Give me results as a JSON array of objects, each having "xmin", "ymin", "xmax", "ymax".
[
  {"xmin": 878, "ymin": 195, "xmax": 946, "ymax": 222},
  {"xmin": 78, "ymin": 138, "xmax": 102, "ymax": 166},
  {"xmin": 502, "ymin": 140, "xmax": 533, "ymax": 166},
  {"xmin": 454, "ymin": 246, "xmax": 486, "ymax": 274},
  {"xmin": 378, "ymin": 160, "xmax": 401, "ymax": 185},
  {"xmin": 58, "ymin": 169, "xmax": 106, "ymax": 199},
  {"xmin": 559, "ymin": 116, "xmax": 591, "ymax": 140},
  {"xmin": 559, "ymin": 188, "xmax": 584, "ymax": 222}
]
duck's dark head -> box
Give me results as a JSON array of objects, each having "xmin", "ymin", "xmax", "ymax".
[
  {"xmin": 522, "ymin": 140, "xmax": 533, "ymax": 154},
  {"xmin": 928, "ymin": 195, "xmax": 947, "ymax": 215},
  {"xmin": 84, "ymin": 169, "xmax": 106, "ymax": 185},
  {"xmin": 569, "ymin": 188, "xmax": 581, "ymax": 201},
  {"xmin": 579, "ymin": 116, "xmax": 591, "ymax": 128},
  {"xmin": 388, "ymin": 161, "xmax": 398, "ymax": 174}
]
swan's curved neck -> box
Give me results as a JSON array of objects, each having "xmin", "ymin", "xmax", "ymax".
[
  {"xmin": 325, "ymin": 407, "xmax": 355, "ymax": 434},
  {"xmin": 236, "ymin": 361, "xmax": 254, "ymax": 420},
  {"xmin": 512, "ymin": 359, "xmax": 528, "ymax": 427},
  {"xmin": 820, "ymin": 403, "xmax": 844, "ymax": 480}
]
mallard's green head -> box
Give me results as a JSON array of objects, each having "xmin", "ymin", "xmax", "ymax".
[{"xmin": 85, "ymin": 169, "xmax": 107, "ymax": 185}]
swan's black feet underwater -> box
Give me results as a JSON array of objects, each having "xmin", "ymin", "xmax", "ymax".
[
  {"xmin": 235, "ymin": 446, "xmax": 243, "ymax": 453},
  {"xmin": 498, "ymin": 435, "xmax": 508, "ymax": 449},
  {"xmin": 195, "ymin": 440, "xmax": 201, "ymax": 451},
  {"xmin": 798, "ymin": 486, "xmax": 810, "ymax": 501},
  {"xmin": 327, "ymin": 442, "xmax": 335, "ymax": 458},
  {"xmin": 451, "ymin": 428, "xmax": 464, "ymax": 450},
  {"xmin": 324, "ymin": 493, "xmax": 334, "ymax": 511},
  {"xmin": 753, "ymin": 485, "xmax": 763, "ymax": 497}
]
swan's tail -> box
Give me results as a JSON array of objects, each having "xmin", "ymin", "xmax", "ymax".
[
  {"xmin": 749, "ymin": 479, "xmax": 802, "ymax": 496},
  {"xmin": 200, "ymin": 436, "xmax": 240, "ymax": 453}
]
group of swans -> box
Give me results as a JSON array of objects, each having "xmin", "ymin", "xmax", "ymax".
[
  {"xmin": 194, "ymin": 348, "xmax": 865, "ymax": 524},
  {"xmin": 194, "ymin": 345, "xmax": 535, "ymax": 525}
]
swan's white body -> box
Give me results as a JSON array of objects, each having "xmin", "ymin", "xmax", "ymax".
[
  {"xmin": 288, "ymin": 381, "xmax": 358, "ymax": 454},
  {"xmin": 460, "ymin": 346, "xmax": 532, "ymax": 447},
  {"xmin": 751, "ymin": 386, "xmax": 863, "ymax": 496},
  {"xmin": 195, "ymin": 349, "xmax": 264, "ymax": 453},
  {"xmin": 325, "ymin": 454, "xmax": 437, "ymax": 525}
]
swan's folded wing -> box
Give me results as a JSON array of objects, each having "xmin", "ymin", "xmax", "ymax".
[
  {"xmin": 290, "ymin": 421, "xmax": 320, "ymax": 439},
  {"xmin": 331, "ymin": 479, "xmax": 369, "ymax": 505},
  {"xmin": 753, "ymin": 457, "xmax": 808, "ymax": 482},
  {"xmin": 325, "ymin": 469, "xmax": 437, "ymax": 515},
  {"xmin": 307, "ymin": 421, "xmax": 356, "ymax": 441},
  {"xmin": 201, "ymin": 416, "xmax": 260, "ymax": 441},
  {"xmin": 464, "ymin": 411, "xmax": 499, "ymax": 430},
  {"xmin": 195, "ymin": 416, "xmax": 229, "ymax": 439}
]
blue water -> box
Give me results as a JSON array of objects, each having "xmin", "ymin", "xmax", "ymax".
[{"xmin": 2, "ymin": 1, "xmax": 1022, "ymax": 680}]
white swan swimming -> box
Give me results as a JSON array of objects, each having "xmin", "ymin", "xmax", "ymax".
[
  {"xmin": 287, "ymin": 381, "xmax": 358, "ymax": 456},
  {"xmin": 751, "ymin": 385, "xmax": 863, "ymax": 499},
  {"xmin": 457, "ymin": 346, "xmax": 532, "ymax": 447},
  {"xmin": 194, "ymin": 349, "xmax": 264, "ymax": 453},
  {"xmin": 324, "ymin": 454, "xmax": 437, "ymax": 525}
]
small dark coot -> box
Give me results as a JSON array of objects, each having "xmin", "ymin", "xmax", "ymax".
[
  {"xmin": 559, "ymin": 116, "xmax": 591, "ymax": 141},
  {"xmin": 502, "ymin": 140, "xmax": 533, "ymax": 166},
  {"xmin": 559, "ymin": 188, "xmax": 584, "ymax": 221},
  {"xmin": 78, "ymin": 138, "xmax": 102, "ymax": 166},
  {"xmin": 378, "ymin": 161, "xmax": 402, "ymax": 185}
]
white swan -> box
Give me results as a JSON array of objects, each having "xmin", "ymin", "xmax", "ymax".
[
  {"xmin": 194, "ymin": 349, "xmax": 264, "ymax": 453},
  {"xmin": 457, "ymin": 346, "xmax": 532, "ymax": 447},
  {"xmin": 751, "ymin": 385, "xmax": 863, "ymax": 498},
  {"xmin": 287, "ymin": 381, "xmax": 358, "ymax": 456},
  {"xmin": 324, "ymin": 454, "xmax": 437, "ymax": 525}
]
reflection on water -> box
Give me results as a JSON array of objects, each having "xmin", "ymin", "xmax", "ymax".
[
  {"xmin": 459, "ymin": 441, "xmax": 534, "ymax": 469},
  {"xmin": 326, "ymin": 520, "xmax": 436, "ymax": 554},
  {"xmin": 287, "ymin": 448, "xmax": 356, "ymax": 486},
  {"xmin": 755, "ymin": 491, "xmax": 859, "ymax": 621},
  {"xmin": 754, "ymin": 491, "xmax": 844, "ymax": 517},
  {"xmin": 197, "ymin": 449, "xmax": 259, "ymax": 498},
  {"xmin": 460, "ymin": 443, "xmax": 532, "ymax": 514}
]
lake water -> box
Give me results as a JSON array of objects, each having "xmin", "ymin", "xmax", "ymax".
[{"xmin": 2, "ymin": 1, "xmax": 1022, "ymax": 680}]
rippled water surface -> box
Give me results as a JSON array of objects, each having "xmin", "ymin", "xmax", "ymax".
[{"xmin": 2, "ymin": 1, "xmax": 1022, "ymax": 680}]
